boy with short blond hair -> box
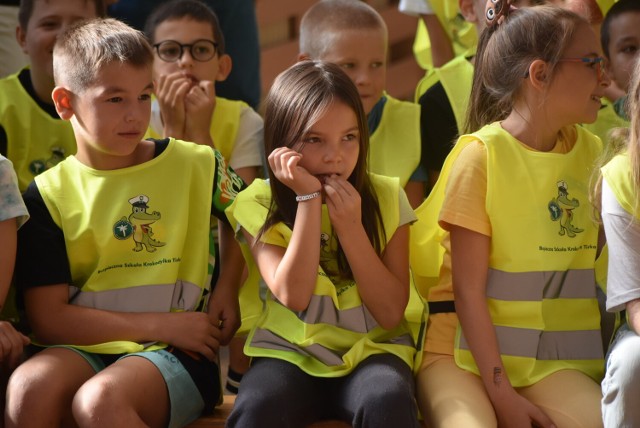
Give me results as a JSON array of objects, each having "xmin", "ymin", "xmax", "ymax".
[
  {"xmin": 299, "ymin": 0, "xmax": 424, "ymax": 208},
  {"xmin": 0, "ymin": 0, "xmax": 104, "ymax": 191},
  {"xmin": 7, "ymin": 18, "xmax": 244, "ymax": 427}
]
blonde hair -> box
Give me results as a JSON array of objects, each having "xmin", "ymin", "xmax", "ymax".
[
  {"xmin": 590, "ymin": 54, "xmax": 640, "ymax": 220},
  {"xmin": 589, "ymin": 127, "xmax": 629, "ymax": 221},
  {"xmin": 53, "ymin": 18, "xmax": 153, "ymax": 92},
  {"xmin": 591, "ymin": 58, "xmax": 640, "ymax": 218},
  {"xmin": 299, "ymin": 0, "xmax": 387, "ymax": 58},
  {"xmin": 626, "ymin": 58, "xmax": 640, "ymax": 202}
]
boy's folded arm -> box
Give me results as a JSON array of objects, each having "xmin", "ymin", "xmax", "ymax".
[{"xmin": 24, "ymin": 284, "xmax": 222, "ymax": 361}]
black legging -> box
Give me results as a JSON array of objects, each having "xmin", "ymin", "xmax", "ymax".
[{"xmin": 226, "ymin": 353, "xmax": 420, "ymax": 428}]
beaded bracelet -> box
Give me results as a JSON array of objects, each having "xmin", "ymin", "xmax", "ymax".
[{"xmin": 295, "ymin": 191, "xmax": 321, "ymax": 202}]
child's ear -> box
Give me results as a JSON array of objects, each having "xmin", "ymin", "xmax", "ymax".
[
  {"xmin": 51, "ymin": 86, "xmax": 74, "ymax": 120},
  {"xmin": 527, "ymin": 59, "xmax": 549, "ymax": 90},
  {"xmin": 215, "ymin": 54, "xmax": 232, "ymax": 82},
  {"xmin": 15, "ymin": 25, "xmax": 28, "ymax": 54}
]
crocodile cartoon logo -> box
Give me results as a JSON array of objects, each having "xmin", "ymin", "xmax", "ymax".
[
  {"xmin": 548, "ymin": 180, "xmax": 583, "ymax": 238},
  {"xmin": 112, "ymin": 195, "xmax": 166, "ymax": 252}
]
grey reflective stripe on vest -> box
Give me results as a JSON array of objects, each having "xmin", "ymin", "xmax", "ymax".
[
  {"xmin": 463, "ymin": 268, "xmax": 602, "ymax": 360},
  {"xmin": 459, "ymin": 326, "xmax": 603, "ymax": 360},
  {"xmin": 251, "ymin": 328, "xmax": 414, "ymax": 366},
  {"xmin": 486, "ymin": 268, "xmax": 596, "ymax": 301},
  {"xmin": 299, "ymin": 295, "xmax": 378, "ymax": 333},
  {"xmin": 69, "ymin": 280, "xmax": 203, "ymax": 312}
]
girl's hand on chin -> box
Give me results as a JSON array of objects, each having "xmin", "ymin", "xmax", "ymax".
[{"xmin": 268, "ymin": 147, "xmax": 321, "ymax": 196}]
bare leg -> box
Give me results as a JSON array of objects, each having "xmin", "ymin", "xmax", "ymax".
[
  {"xmin": 5, "ymin": 347, "xmax": 96, "ymax": 428},
  {"xmin": 72, "ymin": 356, "xmax": 169, "ymax": 428}
]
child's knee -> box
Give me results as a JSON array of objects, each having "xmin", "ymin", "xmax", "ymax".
[
  {"xmin": 72, "ymin": 374, "xmax": 131, "ymax": 425},
  {"xmin": 353, "ymin": 388, "xmax": 419, "ymax": 428},
  {"xmin": 5, "ymin": 359, "xmax": 71, "ymax": 421},
  {"xmin": 6, "ymin": 363, "xmax": 39, "ymax": 408}
]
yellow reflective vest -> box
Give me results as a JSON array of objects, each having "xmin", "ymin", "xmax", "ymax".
[
  {"xmin": 369, "ymin": 94, "xmax": 420, "ymax": 187},
  {"xmin": 597, "ymin": 0, "xmax": 616, "ymax": 15},
  {"xmin": 583, "ymin": 99, "xmax": 629, "ymax": 146},
  {"xmin": 147, "ymin": 96, "xmax": 243, "ymax": 163},
  {"xmin": 415, "ymin": 56, "xmax": 474, "ymax": 132},
  {"xmin": 227, "ymin": 174, "xmax": 424, "ymax": 376},
  {"xmin": 35, "ymin": 138, "xmax": 214, "ymax": 354},
  {"xmin": 449, "ymin": 124, "xmax": 604, "ymax": 386},
  {"xmin": 411, "ymin": 0, "xmax": 477, "ymax": 71},
  {"xmin": 0, "ymin": 68, "xmax": 76, "ymax": 191}
]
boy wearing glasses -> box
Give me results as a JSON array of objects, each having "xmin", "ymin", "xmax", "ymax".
[
  {"xmin": 144, "ymin": 0, "xmax": 263, "ymax": 395},
  {"xmin": 144, "ymin": 0, "xmax": 264, "ymax": 186},
  {"xmin": 583, "ymin": 0, "xmax": 638, "ymax": 144}
]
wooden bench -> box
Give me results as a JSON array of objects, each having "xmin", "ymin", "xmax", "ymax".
[{"xmin": 185, "ymin": 395, "xmax": 236, "ymax": 428}]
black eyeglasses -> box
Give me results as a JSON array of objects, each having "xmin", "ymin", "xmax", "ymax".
[{"xmin": 153, "ymin": 39, "xmax": 218, "ymax": 63}]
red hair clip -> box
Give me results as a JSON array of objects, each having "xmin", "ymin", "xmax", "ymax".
[{"xmin": 485, "ymin": 0, "xmax": 515, "ymax": 27}]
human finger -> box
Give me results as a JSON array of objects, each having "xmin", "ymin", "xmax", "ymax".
[
  {"xmin": 166, "ymin": 78, "xmax": 191, "ymax": 105},
  {"xmin": 529, "ymin": 406, "xmax": 555, "ymax": 428},
  {"xmin": 199, "ymin": 80, "xmax": 216, "ymax": 99}
]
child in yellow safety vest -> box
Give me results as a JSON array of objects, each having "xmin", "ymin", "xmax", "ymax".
[
  {"xmin": 413, "ymin": 4, "xmax": 608, "ymax": 427},
  {"xmin": 226, "ymin": 60, "xmax": 422, "ymax": 427},
  {"xmin": 299, "ymin": 0, "xmax": 424, "ymax": 209},
  {"xmin": 8, "ymin": 19, "xmax": 245, "ymax": 427}
]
